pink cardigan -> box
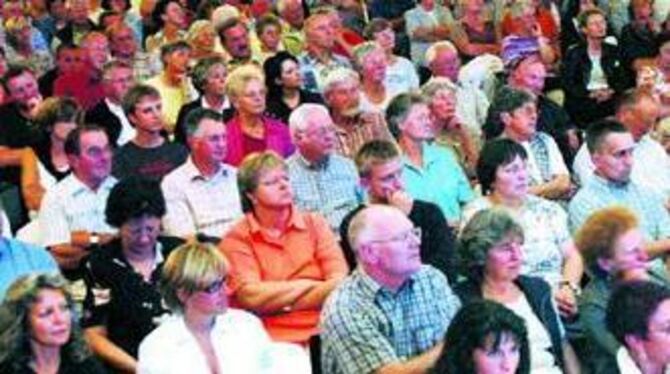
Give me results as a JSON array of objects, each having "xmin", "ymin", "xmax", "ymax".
[{"xmin": 224, "ymin": 115, "xmax": 295, "ymax": 166}]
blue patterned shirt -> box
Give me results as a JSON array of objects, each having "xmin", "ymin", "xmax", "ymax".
[
  {"xmin": 320, "ymin": 266, "xmax": 461, "ymax": 374},
  {"xmin": 287, "ymin": 153, "xmax": 362, "ymax": 233},
  {"xmin": 569, "ymin": 175, "xmax": 670, "ymax": 240}
]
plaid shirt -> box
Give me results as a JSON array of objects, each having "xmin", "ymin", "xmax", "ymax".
[
  {"xmin": 286, "ymin": 153, "xmax": 362, "ymax": 234},
  {"xmin": 320, "ymin": 266, "xmax": 460, "ymax": 374},
  {"xmin": 569, "ymin": 175, "xmax": 670, "ymax": 240}
]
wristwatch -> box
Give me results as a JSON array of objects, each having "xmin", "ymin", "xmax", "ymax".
[{"xmin": 559, "ymin": 280, "xmax": 582, "ymax": 297}]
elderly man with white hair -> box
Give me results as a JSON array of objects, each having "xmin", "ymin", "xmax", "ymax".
[
  {"xmin": 286, "ymin": 103, "xmax": 361, "ymax": 234},
  {"xmin": 322, "ymin": 67, "xmax": 392, "ymax": 158},
  {"xmin": 320, "ymin": 204, "xmax": 461, "ymax": 374}
]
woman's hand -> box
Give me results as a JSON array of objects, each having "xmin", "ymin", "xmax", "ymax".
[{"xmin": 555, "ymin": 284, "xmax": 579, "ymax": 317}]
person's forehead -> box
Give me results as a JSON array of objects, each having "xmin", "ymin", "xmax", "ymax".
[
  {"xmin": 9, "ymin": 72, "xmax": 36, "ymax": 86},
  {"xmin": 80, "ymin": 130, "xmax": 109, "ymax": 148},
  {"xmin": 371, "ymin": 159, "xmax": 402, "ymax": 176},
  {"xmin": 136, "ymin": 96, "xmax": 162, "ymax": 108},
  {"xmin": 197, "ymin": 118, "xmax": 225, "ymax": 134},
  {"xmin": 602, "ymin": 132, "xmax": 634, "ymax": 152}
]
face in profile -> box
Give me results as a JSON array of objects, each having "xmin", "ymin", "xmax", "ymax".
[
  {"xmin": 29, "ymin": 289, "xmax": 72, "ymax": 349},
  {"xmin": 472, "ymin": 332, "xmax": 522, "ymax": 374}
]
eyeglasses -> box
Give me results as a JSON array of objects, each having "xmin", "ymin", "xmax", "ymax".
[{"xmin": 367, "ymin": 227, "xmax": 422, "ymax": 245}]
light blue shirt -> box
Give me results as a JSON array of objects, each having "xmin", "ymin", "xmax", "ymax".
[
  {"xmin": 0, "ymin": 238, "xmax": 58, "ymax": 300},
  {"xmin": 403, "ymin": 143, "xmax": 474, "ymax": 222}
]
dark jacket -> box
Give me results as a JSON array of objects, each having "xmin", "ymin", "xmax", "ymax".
[
  {"xmin": 455, "ymin": 275, "xmax": 565, "ymax": 369},
  {"xmin": 85, "ymin": 100, "xmax": 124, "ymax": 146}
]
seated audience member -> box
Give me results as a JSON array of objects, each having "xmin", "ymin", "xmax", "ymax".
[
  {"xmin": 573, "ymin": 89, "xmax": 670, "ymax": 198},
  {"xmin": 421, "ymin": 78, "xmax": 479, "ymax": 174},
  {"xmin": 216, "ymin": 17, "xmax": 260, "ymax": 71},
  {"xmin": 606, "ymin": 281, "xmax": 670, "ymax": 374},
  {"xmin": 106, "ymin": 22, "xmax": 161, "ymax": 83},
  {"xmin": 456, "ymin": 208, "xmax": 580, "ymax": 374},
  {"xmin": 82, "ymin": 176, "xmax": 183, "ymax": 372},
  {"xmin": 185, "ymin": 20, "xmax": 219, "ymax": 61},
  {"xmin": 561, "ymin": 8, "xmax": 628, "ymax": 128},
  {"xmin": 145, "ymin": 41, "xmax": 196, "ymax": 133},
  {"xmin": 255, "ymin": 14, "xmax": 284, "ymax": 61},
  {"xmin": 54, "ymin": 0, "xmax": 96, "ymax": 46},
  {"xmin": 321, "ymin": 204, "xmax": 461, "ymax": 374},
  {"xmin": 85, "ymin": 60, "xmax": 136, "ymax": 147},
  {"xmin": 138, "ymin": 242, "xmax": 310, "ymax": 373},
  {"xmin": 174, "ymin": 56, "xmax": 234, "ymax": 146},
  {"xmin": 298, "ymin": 10, "xmax": 352, "ymax": 94},
  {"xmin": 21, "ymin": 97, "xmax": 79, "ymax": 214},
  {"xmin": 500, "ymin": 0, "xmax": 559, "ymax": 68},
  {"xmin": 568, "ymin": 120, "xmax": 670, "ymax": 258},
  {"xmin": 54, "ymin": 31, "xmax": 109, "ymax": 110},
  {"xmin": 220, "ymin": 151, "xmax": 348, "ymax": 344},
  {"xmin": 424, "ymin": 41, "xmax": 490, "ymax": 137},
  {"xmin": 113, "ymin": 84, "xmax": 188, "ymax": 181},
  {"xmin": 484, "ymin": 86, "xmax": 571, "ymax": 200},
  {"xmin": 576, "ymin": 206, "xmax": 670, "ymax": 374},
  {"xmin": 38, "ymin": 43, "xmax": 83, "ymax": 98},
  {"xmin": 507, "ymin": 53, "xmax": 578, "ymax": 168},
  {"xmin": 327, "ymin": 5, "xmax": 365, "ymax": 59},
  {"xmin": 450, "ymin": 0, "xmax": 501, "ymax": 61},
  {"xmin": 162, "ymin": 109, "xmax": 243, "ymax": 242},
  {"xmin": 286, "ymin": 104, "xmax": 360, "ymax": 233},
  {"xmin": 0, "ymin": 273, "xmax": 106, "ymax": 373},
  {"xmin": 263, "ymin": 51, "xmax": 323, "ymax": 125},
  {"xmin": 352, "ymin": 41, "xmax": 398, "ymax": 113},
  {"xmin": 387, "ymin": 92, "xmax": 473, "ymax": 225},
  {"xmin": 3, "ymin": 16, "xmax": 54, "ymax": 79},
  {"xmin": 38, "ymin": 125, "xmax": 117, "ymax": 271},
  {"xmin": 463, "ymin": 139, "xmax": 583, "ymax": 313},
  {"xmin": 0, "ymin": 208, "xmax": 58, "ymax": 299},
  {"xmin": 403, "ymin": 0, "xmax": 453, "ymax": 68},
  {"xmin": 144, "ymin": 0, "xmax": 187, "ymax": 54},
  {"xmin": 429, "ymin": 300, "xmax": 530, "ymax": 374},
  {"xmin": 100, "ymin": 0, "xmax": 142, "ymax": 44},
  {"xmin": 223, "ymin": 64, "xmax": 294, "ymax": 166},
  {"xmin": 363, "ymin": 18, "xmax": 419, "ymax": 94},
  {"xmin": 619, "ymin": 0, "xmax": 659, "ymax": 75},
  {"xmin": 322, "ymin": 67, "xmax": 391, "ymax": 158},
  {"xmin": 276, "ymin": 0, "xmax": 306, "ymax": 56},
  {"xmin": 339, "ymin": 139, "xmax": 457, "ymax": 282}
]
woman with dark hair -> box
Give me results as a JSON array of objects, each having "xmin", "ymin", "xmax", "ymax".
[
  {"xmin": 101, "ymin": 0, "xmax": 143, "ymax": 43},
  {"xmin": 81, "ymin": 176, "xmax": 183, "ymax": 372},
  {"xmin": 576, "ymin": 206, "xmax": 670, "ymax": 373},
  {"xmin": 0, "ymin": 273, "xmax": 106, "ymax": 374},
  {"xmin": 456, "ymin": 208, "xmax": 580, "ymax": 374},
  {"xmin": 263, "ymin": 51, "xmax": 322, "ymax": 124},
  {"xmin": 430, "ymin": 300, "xmax": 530, "ymax": 374},
  {"xmin": 21, "ymin": 97, "xmax": 81, "ymax": 213},
  {"xmin": 219, "ymin": 151, "xmax": 347, "ymax": 344},
  {"xmin": 463, "ymin": 139, "xmax": 583, "ymax": 318}
]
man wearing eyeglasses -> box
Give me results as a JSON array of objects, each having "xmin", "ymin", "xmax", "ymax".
[
  {"xmin": 338, "ymin": 139, "xmax": 457, "ymax": 283},
  {"xmin": 321, "ymin": 204, "xmax": 461, "ymax": 374}
]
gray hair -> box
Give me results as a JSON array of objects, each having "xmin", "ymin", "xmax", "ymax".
[
  {"xmin": 421, "ymin": 77, "xmax": 457, "ymax": 98},
  {"xmin": 288, "ymin": 103, "xmax": 330, "ymax": 140},
  {"xmin": 425, "ymin": 40, "xmax": 458, "ymax": 67},
  {"xmin": 322, "ymin": 67, "xmax": 360, "ymax": 97}
]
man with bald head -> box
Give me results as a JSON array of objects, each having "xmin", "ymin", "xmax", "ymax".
[
  {"xmin": 320, "ymin": 204, "xmax": 461, "ymax": 374},
  {"xmin": 286, "ymin": 103, "xmax": 361, "ymax": 233}
]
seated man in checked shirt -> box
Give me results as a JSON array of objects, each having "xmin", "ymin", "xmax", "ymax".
[{"xmin": 320, "ymin": 204, "xmax": 461, "ymax": 374}]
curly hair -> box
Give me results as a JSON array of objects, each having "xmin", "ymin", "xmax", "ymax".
[
  {"xmin": 0, "ymin": 273, "xmax": 91, "ymax": 372},
  {"xmin": 430, "ymin": 300, "xmax": 530, "ymax": 374},
  {"xmin": 574, "ymin": 206, "xmax": 639, "ymax": 272},
  {"xmin": 105, "ymin": 175, "xmax": 166, "ymax": 227}
]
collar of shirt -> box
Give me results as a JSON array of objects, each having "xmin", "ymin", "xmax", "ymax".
[
  {"xmin": 201, "ymin": 96, "xmax": 231, "ymax": 112},
  {"xmin": 591, "ymin": 173, "xmax": 631, "ymax": 190},
  {"xmin": 353, "ymin": 267, "xmax": 418, "ymax": 300},
  {"xmin": 64, "ymin": 174, "xmax": 117, "ymax": 198},
  {"xmin": 402, "ymin": 142, "xmax": 439, "ymax": 171},
  {"xmin": 109, "ymin": 238, "xmax": 166, "ymax": 274},
  {"xmin": 296, "ymin": 153, "xmax": 330, "ymax": 170},
  {"xmin": 246, "ymin": 207, "xmax": 308, "ymax": 235},
  {"xmin": 182, "ymin": 157, "xmax": 231, "ymax": 182}
]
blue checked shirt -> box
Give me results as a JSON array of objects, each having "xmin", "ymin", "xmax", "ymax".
[
  {"xmin": 287, "ymin": 153, "xmax": 363, "ymax": 234},
  {"xmin": 569, "ymin": 175, "xmax": 670, "ymax": 240},
  {"xmin": 320, "ymin": 266, "xmax": 461, "ymax": 374}
]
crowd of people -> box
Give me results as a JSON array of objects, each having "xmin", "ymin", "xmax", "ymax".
[{"xmin": 0, "ymin": 0, "xmax": 670, "ymax": 373}]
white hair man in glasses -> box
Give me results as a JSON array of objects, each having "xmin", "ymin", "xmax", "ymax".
[{"xmin": 320, "ymin": 204, "xmax": 461, "ymax": 374}]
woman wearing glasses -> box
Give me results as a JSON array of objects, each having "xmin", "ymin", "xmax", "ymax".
[
  {"xmin": 138, "ymin": 242, "xmax": 310, "ymax": 373},
  {"xmin": 456, "ymin": 208, "xmax": 580, "ymax": 374},
  {"xmin": 219, "ymin": 151, "xmax": 348, "ymax": 345}
]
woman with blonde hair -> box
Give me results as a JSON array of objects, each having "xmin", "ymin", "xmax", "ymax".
[
  {"xmin": 185, "ymin": 20, "xmax": 221, "ymax": 61},
  {"xmin": 137, "ymin": 242, "xmax": 309, "ymax": 373},
  {"xmin": 0, "ymin": 273, "xmax": 105, "ymax": 373},
  {"xmin": 224, "ymin": 64, "xmax": 294, "ymax": 166}
]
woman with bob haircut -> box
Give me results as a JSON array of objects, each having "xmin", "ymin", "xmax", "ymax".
[
  {"xmin": 138, "ymin": 242, "xmax": 309, "ymax": 373},
  {"xmin": 430, "ymin": 300, "xmax": 530, "ymax": 374},
  {"xmin": 455, "ymin": 208, "xmax": 580, "ymax": 374},
  {"xmin": 81, "ymin": 176, "xmax": 183, "ymax": 372},
  {"xmin": 219, "ymin": 151, "xmax": 348, "ymax": 344},
  {"xmin": 463, "ymin": 138, "xmax": 583, "ymax": 318},
  {"xmin": 0, "ymin": 273, "xmax": 105, "ymax": 373},
  {"xmin": 224, "ymin": 64, "xmax": 294, "ymax": 166},
  {"xmin": 576, "ymin": 206, "xmax": 670, "ymax": 374}
]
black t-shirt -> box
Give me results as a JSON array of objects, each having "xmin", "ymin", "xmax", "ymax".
[
  {"xmin": 339, "ymin": 200, "xmax": 457, "ymax": 283},
  {"xmin": 0, "ymin": 103, "xmax": 45, "ymax": 185},
  {"xmin": 81, "ymin": 236, "xmax": 184, "ymax": 358},
  {"xmin": 265, "ymin": 90, "xmax": 323, "ymax": 125},
  {"xmin": 112, "ymin": 141, "xmax": 188, "ymax": 181}
]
